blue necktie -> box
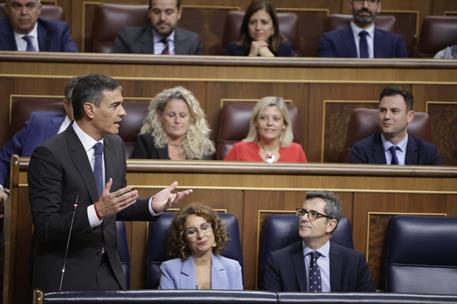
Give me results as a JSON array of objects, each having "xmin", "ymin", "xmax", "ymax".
[
  {"xmin": 22, "ymin": 35, "xmax": 36, "ymax": 52},
  {"xmin": 93, "ymin": 142, "xmax": 104, "ymax": 196},
  {"xmin": 359, "ymin": 31, "xmax": 369, "ymax": 58},
  {"xmin": 389, "ymin": 146, "xmax": 399, "ymax": 165},
  {"xmin": 308, "ymin": 251, "xmax": 322, "ymax": 292}
]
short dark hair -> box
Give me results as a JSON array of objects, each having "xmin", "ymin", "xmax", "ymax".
[
  {"xmin": 64, "ymin": 77, "xmax": 79, "ymax": 101},
  {"xmin": 305, "ymin": 191, "xmax": 343, "ymax": 222},
  {"xmin": 149, "ymin": 0, "xmax": 180, "ymax": 9},
  {"xmin": 71, "ymin": 74, "xmax": 121, "ymax": 121},
  {"xmin": 379, "ymin": 86, "xmax": 414, "ymax": 110},
  {"xmin": 238, "ymin": 0, "xmax": 283, "ymax": 55}
]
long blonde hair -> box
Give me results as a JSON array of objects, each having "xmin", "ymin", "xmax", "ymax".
[
  {"xmin": 140, "ymin": 86, "xmax": 215, "ymax": 159},
  {"xmin": 243, "ymin": 96, "xmax": 294, "ymax": 147}
]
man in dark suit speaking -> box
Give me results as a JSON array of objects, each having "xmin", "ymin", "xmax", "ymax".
[
  {"xmin": 111, "ymin": 0, "xmax": 202, "ymax": 55},
  {"xmin": 0, "ymin": 0, "xmax": 78, "ymax": 52},
  {"xmin": 263, "ymin": 191, "xmax": 374, "ymax": 292},
  {"xmin": 350, "ymin": 86, "xmax": 441, "ymax": 165},
  {"xmin": 28, "ymin": 74, "xmax": 192, "ymax": 292},
  {"xmin": 318, "ymin": 0, "xmax": 407, "ymax": 58}
]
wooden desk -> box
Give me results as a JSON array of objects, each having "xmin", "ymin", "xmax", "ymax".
[
  {"xmin": 4, "ymin": 157, "xmax": 457, "ymax": 304},
  {"xmin": 0, "ymin": 53, "xmax": 456, "ymax": 165}
]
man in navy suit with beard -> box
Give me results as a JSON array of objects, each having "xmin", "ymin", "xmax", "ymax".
[
  {"xmin": 0, "ymin": 0, "xmax": 78, "ymax": 52},
  {"xmin": 318, "ymin": 0, "xmax": 407, "ymax": 58},
  {"xmin": 263, "ymin": 191, "xmax": 374, "ymax": 292}
]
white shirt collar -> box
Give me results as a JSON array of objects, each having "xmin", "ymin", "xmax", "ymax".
[
  {"xmin": 381, "ymin": 133, "xmax": 408, "ymax": 152},
  {"xmin": 153, "ymin": 29, "xmax": 176, "ymax": 43},
  {"xmin": 350, "ymin": 21, "xmax": 375, "ymax": 38},
  {"xmin": 13, "ymin": 22, "xmax": 39, "ymax": 51},
  {"xmin": 72, "ymin": 121, "xmax": 104, "ymax": 152},
  {"xmin": 303, "ymin": 240, "xmax": 330, "ymax": 258}
]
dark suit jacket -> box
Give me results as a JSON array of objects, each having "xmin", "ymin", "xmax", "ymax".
[
  {"xmin": 262, "ymin": 241, "xmax": 374, "ymax": 292},
  {"xmin": 318, "ymin": 26, "xmax": 407, "ymax": 58},
  {"xmin": 350, "ymin": 132, "xmax": 441, "ymax": 165},
  {"xmin": 111, "ymin": 25, "xmax": 202, "ymax": 55},
  {"xmin": 28, "ymin": 125, "xmax": 153, "ymax": 292},
  {"xmin": 0, "ymin": 18, "xmax": 78, "ymax": 52},
  {"xmin": 224, "ymin": 41, "xmax": 295, "ymax": 57},
  {"xmin": 129, "ymin": 133, "xmax": 213, "ymax": 160},
  {"xmin": 0, "ymin": 112, "xmax": 65, "ymax": 187}
]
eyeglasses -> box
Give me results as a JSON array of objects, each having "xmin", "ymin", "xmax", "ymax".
[
  {"xmin": 184, "ymin": 222, "xmax": 212, "ymax": 238},
  {"xmin": 353, "ymin": 0, "xmax": 380, "ymax": 4},
  {"xmin": 295, "ymin": 208, "xmax": 333, "ymax": 221}
]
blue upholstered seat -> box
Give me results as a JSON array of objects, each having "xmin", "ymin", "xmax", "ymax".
[
  {"xmin": 384, "ymin": 216, "xmax": 457, "ymax": 295},
  {"xmin": 258, "ymin": 214, "xmax": 353, "ymax": 286},
  {"xmin": 145, "ymin": 212, "xmax": 243, "ymax": 289}
]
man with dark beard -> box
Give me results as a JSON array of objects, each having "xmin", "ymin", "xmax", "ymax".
[{"xmin": 318, "ymin": 0, "xmax": 407, "ymax": 58}]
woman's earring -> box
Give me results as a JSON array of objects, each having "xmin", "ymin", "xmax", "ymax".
[{"xmin": 212, "ymin": 242, "xmax": 217, "ymax": 248}]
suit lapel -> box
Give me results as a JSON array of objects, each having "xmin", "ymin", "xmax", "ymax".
[
  {"xmin": 329, "ymin": 242, "xmax": 342, "ymax": 292},
  {"xmin": 66, "ymin": 126, "xmax": 99, "ymax": 203},
  {"xmin": 404, "ymin": 134, "xmax": 418, "ymax": 165},
  {"xmin": 174, "ymin": 28, "xmax": 188, "ymax": 55},
  {"xmin": 211, "ymin": 255, "xmax": 228, "ymax": 289},
  {"xmin": 181, "ymin": 257, "xmax": 196, "ymax": 289},
  {"xmin": 373, "ymin": 29, "xmax": 384, "ymax": 58},
  {"xmin": 343, "ymin": 27, "xmax": 358, "ymax": 57},
  {"xmin": 291, "ymin": 242, "xmax": 307, "ymax": 291},
  {"xmin": 37, "ymin": 20, "xmax": 50, "ymax": 52},
  {"xmin": 141, "ymin": 26, "xmax": 155, "ymax": 53},
  {"xmin": 372, "ymin": 133, "xmax": 387, "ymax": 164}
]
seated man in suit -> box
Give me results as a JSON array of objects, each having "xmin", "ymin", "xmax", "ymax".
[
  {"xmin": 0, "ymin": 77, "xmax": 77, "ymax": 216},
  {"xmin": 318, "ymin": 0, "xmax": 407, "ymax": 58},
  {"xmin": 0, "ymin": 0, "xmax": 78, "ymax": 52},
  {"xmin": 263, "ymin": 191, "xmax": 374, "ymax": 292},
  {"xmin": 350, "ymin": 86, "xmax": 441, "ymax": 165},
  {"xmin": 111, "ymin": 0, "xmax": 202, "ymax": 55}
]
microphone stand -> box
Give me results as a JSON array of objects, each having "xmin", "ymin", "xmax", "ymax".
[{"xmin": 59, "ymin": 195, "xmax": 78, "ymax": 291}]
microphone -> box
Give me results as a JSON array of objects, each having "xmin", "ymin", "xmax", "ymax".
[{"xmin": 59, "ymin": 195, "xmax": 79, "ymax": 291}]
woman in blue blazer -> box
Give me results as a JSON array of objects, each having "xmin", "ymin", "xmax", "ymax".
[{"xmin": 160, "ymin": 204, "xmax": 243, "ymax": 289}]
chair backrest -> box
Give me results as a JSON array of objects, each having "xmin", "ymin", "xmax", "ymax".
[
  {"xmin": 0, "ymin": 4, "xmax": 64, "ymax": 21},
  {"xmin": 216, "ymin": 101, "xmax": 302, "ymax": 160},
  {"xmin": 116, "ymin": 221, "xmax": 130, "ymax": 289},
  {"xmin": 222, "ymin": 10, "xmax": 299, "ymax": 53},
  {"xmin": 325, "ymin": 14, "xmax": 396, "ymax": 33},
  {"xmin": 145, "ymin": 212, "xmax": 243, "ymax": 289},
  {"xmin": 341, "ymin": 107, "xmax": 432, "ymax": 162},
  {"xmin": 9, "ymin": 98, "xmax": 148, "ymax": 156},
  {"xmin": 91, "ymin": 3, "xmax": 149, "ymax": 53},
  {"xmin": 417, "ymin": 16, "xmax": 457, "ymax": 58},
  {"xmin": 384, "ymin": 216, "xmax": 457, "ymax": 295},
  {"xmin": 258, "ymin": 214, "xmax": 353, "ymax": 287}
]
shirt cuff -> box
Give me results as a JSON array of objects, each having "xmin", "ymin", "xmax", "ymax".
[
  {"xmin": 87, "ymin": 204, "xmax": 103, "ymax": 228},
  {"xmin": 148, "ymin": 196, "xmax": 162, "ymax": 216}
]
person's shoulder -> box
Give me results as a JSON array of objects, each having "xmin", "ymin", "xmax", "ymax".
[
  {"xmin": 352, "ymin": 133, "xmax": 378, "ymax": 148},
  {"xmin": 330, "ymin": 241, "xmax": 363, "ymax": 258},
  {"xmin": 271, "ymin": 240, "xmax": 302, "ymax": 258},
  {"xmin": 323, "ymin": 26, "xmax": 351, "ymax": 39},
  {"xmin": 374, "ymin": 28, "xmax": 402, "ymax": 41},
  {"xmin": 37, "ymin": 18, "xmax": 69, "ymax": 30},
  {"xmin": 288, "ymin": 142, "xmax": 304, "ymax": 150},
  {"xmin": 408, "ymin": 133, "xmax": 438, "ymax": 150},
  {"xmin": 175, "ymin": 27, "xmax": 200, "ymax": 39},
  {"xmin": 216, "ymin": 255, "xmax": 240, "ymax": 266}
]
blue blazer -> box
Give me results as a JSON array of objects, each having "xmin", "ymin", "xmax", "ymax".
[
  {"xmin": 0, "ymin": 112, "xmax": 65, "ymax": 187},
  {"xmin": 0, "ymin": 18, "xmax": 78, "ymax": 52},
  {"xmin": 349, "ymin": 132, "xmax": 441, "ymax": 165},
  {"xmin": 318, "ymin": 26, "xmax": 407, "ymax": 58},
  {"xmin": 160, "ymin": 254, "xmax": 243, "ymax": 289},
  {"xmin": 262, "ymin": 241, "xmax": 374, "ymax": 292}
]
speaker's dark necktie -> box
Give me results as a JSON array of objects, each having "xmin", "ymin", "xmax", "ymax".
[
  {"xmin": 22, "ymin": 35, "xmax": 36, "ymax": 52},
  {"xmin": 359, "ymin": 31, "xmax": 369, "ymax": 58},
  {"xmin": 93, "ymin": 142, "xmax": 104, "ymax": 196}
]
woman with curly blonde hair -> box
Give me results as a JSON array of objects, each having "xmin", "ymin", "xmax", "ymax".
[
  {"xmin": 160, "ymin": 203, "xmax": 243, "ymax": 289},
  {"xmin": 131, "ymin": 86, "xmax": 215, "ymax": 160}
]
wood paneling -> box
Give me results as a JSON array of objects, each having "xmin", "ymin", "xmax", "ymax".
[{"xmin": 4, "ymin": 159, "xmax": 457, "ymax": 303}]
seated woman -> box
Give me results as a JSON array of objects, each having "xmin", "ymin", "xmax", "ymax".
[
  {"xmin": 130, "ymin": 86, "xmax": 215, "ymax": 160},
  {"xmin": 224, "ymin": 96, "xmax": 308, "ymax": 163},
  {"xmin": 225, "ymin": 0, "xmax": 294, "ymax": 57},
  {"xmin": 160, "ymin": 203, "xmax": 243, "ymax": 289}
]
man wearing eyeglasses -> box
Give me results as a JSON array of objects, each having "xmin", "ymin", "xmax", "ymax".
[
  {"xmin": 0, "ymin": 0, "xmax": 78, "ymax": 52},
  {"xmin": 262, "ymin": 191, "xmax": 374, "ymax": 292},
  {"xmin": 318, "ymin": 0, "xmax": 407, "ymax": 58}
]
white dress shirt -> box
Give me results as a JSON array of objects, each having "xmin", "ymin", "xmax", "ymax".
[
  {"xmin": 14, "ymin": 23, "xmax": 40, "ymax": 51},
  {"xmin": 153, "ymin": 30, "xmax": 176, "ymax": 55},
  {"xmin": 303, "ymin": 240, "xmax": 331, "ymax": 292},
  {"xmin": 350, "ymin": 22, "xmax": 375, "ymax": 58},
  {"xmin": 382, "ymin": 133, "xmax": 408, "ymax": 165}
]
